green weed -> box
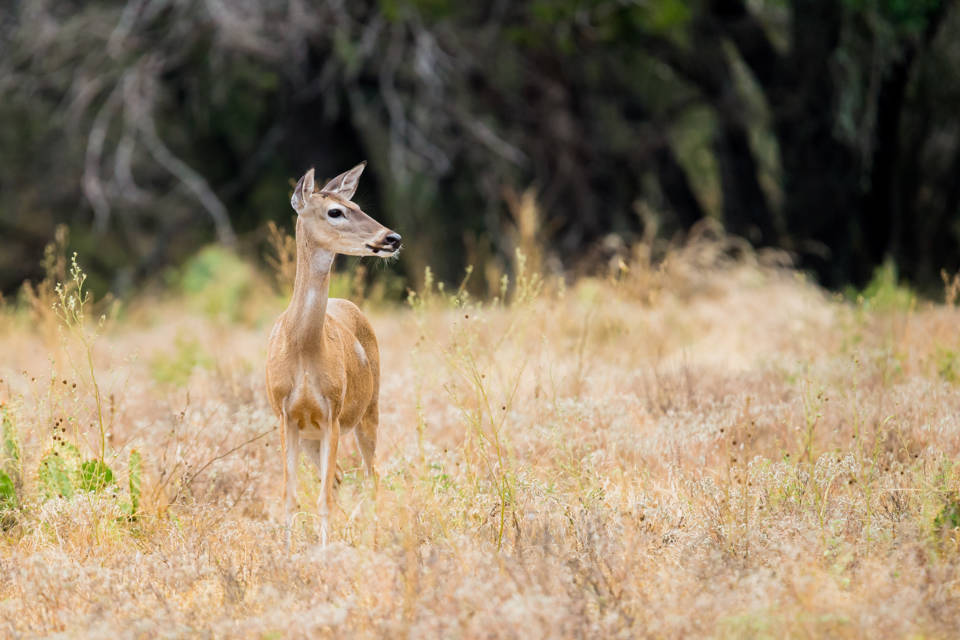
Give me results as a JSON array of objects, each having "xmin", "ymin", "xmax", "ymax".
[
  {"xmin": 150, "ymin": 334, "xmax": 214, "ymax": 386},
  {"xmin": 851, "ymin": 259, "xmax": 916, "ymax": 312},
  {"xmin": 179, "ymin": 245, "xmax": 262, "ymax": 323}
]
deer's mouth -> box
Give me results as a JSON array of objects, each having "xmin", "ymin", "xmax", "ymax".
[{"xmin": 366, "ymin": 243, "xmax": 400, "ymax": 255}]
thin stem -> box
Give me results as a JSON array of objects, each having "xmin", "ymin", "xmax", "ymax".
[{"xmin": 84, "ymin": 336, "xmax": 106, "ymax": 463}]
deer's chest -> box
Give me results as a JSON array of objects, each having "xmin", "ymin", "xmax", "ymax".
[
  {"xmin": 266, "ymin": 316, "xmax": 373, "ymax": 435},
  {"xmin": 279, "ymin": 361, "xmax": 345, "ymax": 434}
]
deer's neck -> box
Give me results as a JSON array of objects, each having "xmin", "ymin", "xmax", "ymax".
[{"xmin": 286, "ymin": 225, "xmax": 334, "ymax": 352}]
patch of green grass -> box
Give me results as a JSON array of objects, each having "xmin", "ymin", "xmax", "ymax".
[
  {"xmin": 0, "ymin": 470, "xmax": 16, "ymax": 513},
  {"xmin": 178, "ymin": 246, "xmax": 260, "ymax": 323},
  {"xmin": 150, "ymin": 334, "xmax": 214, "ymax": 386},
  {"xmin": 849, "ymin": 259, "xmax": 916, "ymax": 312},
  {"xmin": 934, "ymin": 493, "xmax": 960, "ymax": 532},
  {"xmin": 38, "ymin": 442, "xmax": 81, "ymax": 500},
  {"xmin": 718, "ymin": 609, "xmax": 778, "ymax": 639},
  {"xmin": 935, "ymin": 346, "xmax": 960, "ymax": 383},
  {"xmin": 0, "ymin": 404, "xmax": 20, "ymax": 517},
  {"xmin": 78, "ymin": 459, "xmax": 115, "ymax": 493}
]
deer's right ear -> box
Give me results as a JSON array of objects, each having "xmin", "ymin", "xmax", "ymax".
[{"xmin": 290, "ymin": 168, "xmax": 316, "ymax": 214}]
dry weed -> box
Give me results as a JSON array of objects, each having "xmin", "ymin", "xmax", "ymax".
[{"xmin": 0, "ymin": 238, "xmax": 959, "ymax": 638}]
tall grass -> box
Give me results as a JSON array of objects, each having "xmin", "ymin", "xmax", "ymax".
[{"xmin": 1, "ymin": 220, "xmax": 960, "ymax": 636}]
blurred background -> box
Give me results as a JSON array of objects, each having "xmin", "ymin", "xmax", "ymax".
[{"xmin": 2, "ymin": 0, "xmax": 959, "ymax": 299}]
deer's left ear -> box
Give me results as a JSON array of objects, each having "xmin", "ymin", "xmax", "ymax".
[
  {"xmin": 320, "ymin": 161, "xmax": 366, "ymax": 201},
  {"xmin": 291, "ymin": 168, "xmax": 316, "ymax": 214}
]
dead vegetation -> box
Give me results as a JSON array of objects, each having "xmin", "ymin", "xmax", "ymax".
[{"xmin": 2, "ymin": 234, "xmax": 960, "ymax": 638}]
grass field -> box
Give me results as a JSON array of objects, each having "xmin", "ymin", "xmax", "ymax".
[{"xmin": 2, "ymin": 233, "xmax": 960, "ymax": 638}]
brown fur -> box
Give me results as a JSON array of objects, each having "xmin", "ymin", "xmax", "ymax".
[{"xmin": 265, "ymin": 163, "xmax": 398, "ymax": 546}]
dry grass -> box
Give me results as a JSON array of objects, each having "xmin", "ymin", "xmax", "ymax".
[{"xmin": 2, "ymin": 237, "xmax": 960, "ymax": 638}]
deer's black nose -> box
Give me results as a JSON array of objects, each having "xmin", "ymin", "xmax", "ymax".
[{"xmin": 385, "ymin": 232, "xmax": 402, "ymax": 247}]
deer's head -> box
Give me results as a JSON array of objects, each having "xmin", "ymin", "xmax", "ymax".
[{"xmin": 290, "ymin": 162, "xmax": 401, "ymax": 257}]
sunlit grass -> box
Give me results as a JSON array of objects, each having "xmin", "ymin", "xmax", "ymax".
[{"xmin": 2, "ymin": 234, "xmax": 960, "ymax": 637}]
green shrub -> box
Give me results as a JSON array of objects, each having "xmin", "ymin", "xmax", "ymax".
[
  {"xmin": 934, "ymin": 493, "xmax": 960, "ymax": 532},
  {"xmin": 38, "ymin": 442, "xmax": 117, "ymax": 498},
  {"xmin": 0, "ymin": 470, "xmax": 15, "ymax": 512},
  {"xmin": 851, "ymin": 259, "xmax": 916, "ymax": 311},
  {"xmin": 38, "ymin": 442, "xmax": 81, "ymax": 500},
  {"xmin": 1, "ymin": 405, "xmax": 20, "ymax": 515},
  {"xmin": 179, "ymin": 246, "xmax": 259, "ymax": 322},
  {"xmin": 150, "ymin": 335, "xmax": 213, "ymax": 386},
  {"xmin": 78, "ymin": 459, "xmax": 115, "ymax": 492},
  {"xmin": 935, "ymin": 346, "xmax": 960, "ymax": 384}
]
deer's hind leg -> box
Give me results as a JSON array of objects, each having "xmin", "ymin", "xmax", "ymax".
[
  {"xmin": 304, "ymin": 440, "xmax": 343, "ymax": 489},
  {"xmin": 356, "ymin": 402, "xmax": 380, "ymax": 494}
]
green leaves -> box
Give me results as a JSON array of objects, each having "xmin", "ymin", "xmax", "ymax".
[
  {"xmin": 78, "ymin": 459, "xmax": 115, "ymax": 493},
  {"xmin": 38, "ymin": 442, "xmax": 119, "ymax": 499},
  {"xmin": 1, "ymin": 406, "xmax": 21, "ymax": 524},
  {"xmin": 844, "ymin": 0, "xmax": 943, "ymax": 33},
  {"xmin": 38, "ymin": 444, "xmax": 80, "ymax": 500},
  {"xmin": 17, "ymin": 402, "xmax": 145, "ymax": 521},
  {"xmin": 37, "ymin": 445, "xmax": 143, "ymax": 521},
  {"xmin": 0, "ymin": 470, "xmax": 16, "ymax": 512},
  {"xmin": 639, "ymin": 0, "xmax": 692, "ymax": 35},
  {"xmin": 934, "ymin": 494, "xmax": 960, "ymax": 532}
]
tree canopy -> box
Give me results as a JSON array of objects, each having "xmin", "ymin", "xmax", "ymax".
[{"xmin": 1, "ymin": 0, "xmax": 958, "ymax": 295}]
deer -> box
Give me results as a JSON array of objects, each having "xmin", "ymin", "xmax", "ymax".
[{"xmin": 265, "ymin": 161, "xmax": 401, "ymax": 547}]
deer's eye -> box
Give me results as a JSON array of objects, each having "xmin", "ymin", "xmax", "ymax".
[{"xmin": 328, "ymin": 208, "xmax": 344, "ymax": 219}]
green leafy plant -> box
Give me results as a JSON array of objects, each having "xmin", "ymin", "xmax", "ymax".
[
  {"xmin": 38, "ymin": 441, "xmax": 122, "ymax": 499},
  {"xmin": 78, "ymin": 459, "xmax": 115, "ymax": 492},
  {"xmin": 0, "ymin": 470, "xmax": 15, "ymax": 511},
  {"xmin": 150, "ymin": 335, "xmax": 214, "ymax": 386},
  {"xmin": 38, "ymin": 442, "xmax": 80, "ymax": 500},
  {"xmin": 935, "ymin": 346, "xmax": 960, "ymax": 384},
  {"xmin": 179, "ymin": 245, "xmax": 260, "ymax": 323},
  {"xmin": 934, "ymin": 493, "xmax": 960, "ymax": 532},
  {"xmin": 34, "ymin": 253, "xmax": 147, "ymax": 525},
  {"xmin": 850, "ymin": 259, "xmax": 916, "ymax": 312},
  {"xmin": 0, "ymin": 405, "xmax": 21, "ymax": 523}
]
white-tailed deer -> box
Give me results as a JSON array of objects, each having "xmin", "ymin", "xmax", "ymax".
[{"xmin": 265, "ymin": 161, "xmax": 400, "ymax": 546}]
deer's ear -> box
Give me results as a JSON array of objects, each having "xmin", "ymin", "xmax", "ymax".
[
  {"xmin": 291, "ymin": 168, "xmax": 316, "ymax": 214},
  {"xmin": 320, "ymin": 161, "xmax": 366, "ymax": 201}
]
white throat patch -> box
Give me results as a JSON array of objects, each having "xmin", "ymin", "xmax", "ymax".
[{"xmin": 311, "ymin": 249, "xmax": 334, "ymax": 274}]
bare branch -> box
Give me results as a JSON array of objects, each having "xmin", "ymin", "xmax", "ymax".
[
  {"xmin": 138, "ymin": 121, "xmax": 237, "ymax": 246},
  {"xmin": 107, "ymin": 0, "xmax": 148, "ymax": 58},
  {"xmin": 112, "ymin": 131, "xmax": 149, "ymax": 204},
  {"xmin": 709, "ymin": 0, "xmax": 785, "ymax": 90},
  {"xmin": 126, "ymin": 67, "xmax": 237, "ymax": 246},
  {"xmin": 83, "ymin": 82, "xmax": 123, "ymax": 233},
  {"xmin": 461, "ymin": 115, "xmax": 528, "ymax": 167}
]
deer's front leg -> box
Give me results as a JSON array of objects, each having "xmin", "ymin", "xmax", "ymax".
[
  {"xmin": 282, "ymin": 412, "xmax": 300, "ymax": 548},
  {"xmin": 316, "ymin": 418, "xmax": 341, "ymax": 547}
]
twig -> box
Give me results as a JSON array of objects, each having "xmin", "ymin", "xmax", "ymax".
[
  {"xmin": 184, "ymin": 428, "xmax": 273, "ymax": 486},
  {"xmin": 83, "ymin": 82, "xmax": 123, "ymax": 233}
]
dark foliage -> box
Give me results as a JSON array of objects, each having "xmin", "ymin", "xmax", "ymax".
[{"xmin": 1, "ymin": 0, "xmax": 958, "ymax": 295}]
